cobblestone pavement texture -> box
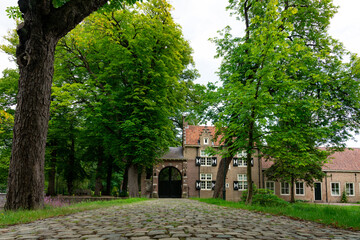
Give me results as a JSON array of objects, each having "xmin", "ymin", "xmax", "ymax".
[{"xmin": 0, "ymin": 199, "xmax": 359, "ymax": 239}]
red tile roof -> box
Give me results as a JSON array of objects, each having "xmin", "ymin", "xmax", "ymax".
[
  {"xmin": 184, "ymin": 125, "xmax": 222, "ymax": 146},
  {"xmin": 323, "ymin": 148, "xmax": 360, "ymax": 171},
  {"xmin": 262, "ymin": 148, "xmax": 360, "ymax": 171}
]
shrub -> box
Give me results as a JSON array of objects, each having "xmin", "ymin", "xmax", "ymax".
[
  {"xmin": 241, "ymin": 187, "xmax": 289, "ymax": 207},
  {"xmin": 241, "ymin": 184, "xmax": 258, "ymax": 202},
  {"xmin": 252, "ymin": 192, "xmax": 289, "ymax": 207},
  {"xmin": 111, "ymin": 187, "xmax": 119, "ymax": 197},
  {"xmin": 118, "ymin": 190, "xmax": 129, "ymax": 197},
  {"xmin": 341, "ymin": 190, "xmax": 348, "ymax": 203},
  {"xmin": 0, "ymin": 184, "xmax": 7, "ymax": 193}
]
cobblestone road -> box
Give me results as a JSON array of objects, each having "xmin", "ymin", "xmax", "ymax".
[{"xmin": 0, "ymin": 199, "xmax": 359, "ymax": 240}]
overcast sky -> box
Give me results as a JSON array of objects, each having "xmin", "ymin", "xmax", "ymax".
[{"xmin": 0, "ymin": 0, "xmax": 360, "ymax": 145}]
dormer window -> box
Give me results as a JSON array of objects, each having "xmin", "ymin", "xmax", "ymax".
[
  {"xmin": 204, "ymin": 137, "xmax": 209, "ymax": 145},
  {"xmin": 237, "ymin": 150, "xmax": 247, "ymax": 158},
  {"xmin": 200, "ymin": 150, "xmax": 208, "ymax": 157}
]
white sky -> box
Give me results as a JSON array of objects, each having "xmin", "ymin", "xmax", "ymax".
[{"xmin": 0, "ymin": 0, "xmax": 360, "ymax": 146}]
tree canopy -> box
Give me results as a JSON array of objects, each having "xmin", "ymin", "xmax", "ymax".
[{"xmin": 209, "ymin": 0, "xmax": 360, "ymax": 203}]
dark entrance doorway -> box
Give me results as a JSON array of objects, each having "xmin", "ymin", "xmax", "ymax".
[
  {"xmin": 314, "ymin": 182, "xmax": 322, "ymax": 201},
  {"xmin": 159, "ymin": 167, "xmax": 182, "ymax": 198}
]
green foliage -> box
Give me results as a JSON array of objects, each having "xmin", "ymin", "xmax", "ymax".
[
  {"xmin": 341, "ymin": 190, "xmax": 348, "ymax": 203},
  {"xmin": 241, "ymin": 187, "xmax": 288, "ymax": 207},
  {"xmin": 241, "ymin": 184, "xmax": 258, "ymax": 202},
  {"xmin": 252, "ymin": 190, "xmax": 289, "ymax": 207},
  {"xmin": 5, "ymin": 6, "xmax": 22, "ymax": 20},
  {"xmin": 207, "ymin": 0, "xmax": 360, "ymax": 203},
  {"xmin": 53, "ymin": 0, "xmax": 196, "ymax": 170},
  {"xmin": 0, "ymin": 110, "xmax": 13, "ymax": 185}
]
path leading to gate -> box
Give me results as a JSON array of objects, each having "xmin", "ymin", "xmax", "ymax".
[{"xmin": 0, "ymin": 199, "xmax": 359, "ymax": 240}]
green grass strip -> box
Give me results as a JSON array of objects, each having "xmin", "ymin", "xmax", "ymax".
[
  {"xmin": 0, "ymin": 198, "xmax": 148, "ymax": 228},
  {"xmin": 195, "ymin": 198, "xmax": 360, "ymax": 231}
]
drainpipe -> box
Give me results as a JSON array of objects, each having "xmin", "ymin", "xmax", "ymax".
[
  {"xmin": 258, "ymin": 149, "xmax": 261, "ymax": 188},
  {"xmin": 223, "ymin": 158, "xmax": 226, "ymax": 200}
]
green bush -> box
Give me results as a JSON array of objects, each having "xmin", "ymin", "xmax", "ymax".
[
  {"xmin": 0, "ymin": 183, "xmax": 6, "ymax": 193},
  {"xmin": 341, "ymin": 190, "xmax": 348, "ymax": 203},
  {"xmin": 252, "ymin": 192, "xmax": 289, "ymax": 207},
  {"xmin": 241, "ymin": 184, "xmax": 258, "ymax": 202},
  {"xmin": 119, "ymin": 190, "xmax": 128, "ymax": 197},
  {"xmin": 241, "ymin": 187, "xmax": 289, "ymax": 207}
]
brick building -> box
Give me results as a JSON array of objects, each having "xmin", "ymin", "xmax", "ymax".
[{"xmin": 142, "ymin": 123, "xmax": 360, "ymax": 203}]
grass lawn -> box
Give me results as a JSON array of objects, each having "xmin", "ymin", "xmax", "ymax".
[
  {"xmin": 195, "ymin": 198, "xmax": 360, "ymax": 231},
  {"xmin": 0, "ymin": 198, "xmax": 148, "ymax": 228}
]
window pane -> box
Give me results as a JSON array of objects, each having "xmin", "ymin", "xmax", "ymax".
[
  {"xmin": 295, "ymin": 182, "xmax": 304, "ymax": 195},
  {"xmin": 331, "ymin": 183, "xmax": 339, "ymax": 195},
  {"xmin": 281, "ymin": 182, "xmax": 289, "ymax": 194},
  {"xmin": 346, "ymin": 183, "xmax": 354, "ymax": 196}
]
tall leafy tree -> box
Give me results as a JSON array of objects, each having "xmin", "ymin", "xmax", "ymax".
[
  {"xmin": 6, "ymin": 0, "xmax": 140, "ymax": 210},
  {"xmin": 211, "ymin": 0, "xmax": 360, "ymax": 204},
  {"xmin": 51, "ymin": 0, "xmax": 196, "ymax": 197}
]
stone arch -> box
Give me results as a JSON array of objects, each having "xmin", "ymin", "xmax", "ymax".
[{"xmin": 158, "ymin": 166, "xmax": 182, "ymax": 198}]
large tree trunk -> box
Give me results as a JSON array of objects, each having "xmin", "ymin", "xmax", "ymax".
[
  {"xmin": 213, "ymin": 157, "xmax": 232, "ymax": 199},
  {"xmin": 5, "ymin": 0, "xmax": 111, "ymax": 210},
  {"xmin": 128, "ymin": 163, "xmax": 139, "ymax": 198},
  {"xmin": 47, "ymin": 143, "xmax": 57, "ymax": 196},
  {"xmin": 94, "ymin": 151, "xmax": 104, "ymax": 196},
  {"xmin": 104, "ymin": 158, "xmax": 113, "ymax": 196},
  {"xmin": 67, "ymin": 133, "xmax": 76, "ymax": 195},
  {"xmin": 121, "ymin": 164, "xmax": 129, "ymax": 194},
  {"xmin": 245, "ymin": 117, "xmax": 256, "ymax": 205},
  {"xmin": 290, "ymin": 177, "xmax": 295, "ymax": 203},
  {"xmin": 5, "ymin": 29, "xmax": 57, "ymax": 210}
]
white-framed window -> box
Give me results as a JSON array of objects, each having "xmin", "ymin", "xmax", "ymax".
[
  {"xmin": 204, "ymin": 137, "xmax": 209, "ymax": 145},
  {"xmin": 226, "ymin": 183, "xmax": 229, "ymax": 188},
  {"xmin": 200, "ymin": 173, "xmax": 212, "ymax": 190},
  {"xmin": 281, "ymin": 182, "xmax": 290, "ymax": 195},
  {"xmin": 265, "ymin": 181, "xmax": 275, "ymax": 194},
  {"xmin": 295, "ymin": 182, "xmax": 305, "ymax": 195},
  {"xmin": 346, "ymin": 183, "xmax": 355, "ymax": 196},
  {"xmin": 238, "ymin": 158, "xmax": 247, "ymax": 167},
  {"xmin": 237, "ymin": 174, "xmax": 248, "ymax": 191},
  {"xmin": 200, "ymin": 150, "xmax": 212, "ymax": 166},
  {"xmin": 331, "ymin": 182, "xmax": 340, "ymax": 196}
]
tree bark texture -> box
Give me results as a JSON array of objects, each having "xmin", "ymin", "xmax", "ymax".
[
  {"xmin": 66, "ymin": 135, "xmax": 76, "ymax": 195},
  {"xmin": 121, "ymin": 164, "xmax": 129, "ymax": 193},
  {"xmin": 290, "ymin": 177, "xmax": 295, "ymax": 203},
  {"xmin": 94, "ymin": 154, "xmax": 104, "ymax": 196},
  {"xmin": 5, "ymin": 0, "xmax": 109, "ymax": 210},
  {"xmin": 128, "ymin": 164, "xmax": 139, "ymax": 198},
  {"xmin": 213, "ymin": 157, "xmax": 232, "ymax": 199},
  {"xmin": 105, "ymin": 159, "xmax": 113, "ymax": 195}
]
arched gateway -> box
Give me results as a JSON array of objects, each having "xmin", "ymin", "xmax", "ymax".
[{"xmin": 158, "ymin": 167, "xmax": 182, "ymax": 198}]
